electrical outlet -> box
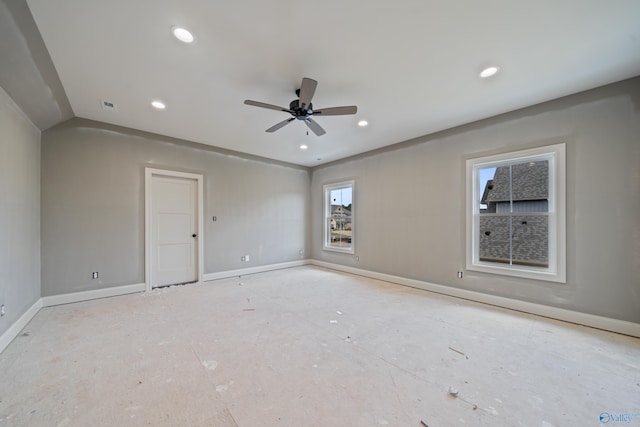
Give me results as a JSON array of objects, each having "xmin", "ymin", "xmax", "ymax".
[
  {"xmin": 92, "ymin": 272, "xmax": 99, "ymax": 279},
  {"xmin": 240, "ymin": 256, "xmax": 245, "ymax": 262},
  {"xmin": 0, "ymin": 304, "xmax": 5, "ymax": 317},
  {"xmin": 457, "ymin": 271, "xmax": 463, "ymax": 278},
  {"xmin": 245, "ymin": 255, "xmax": 250, "ymax": 262}
]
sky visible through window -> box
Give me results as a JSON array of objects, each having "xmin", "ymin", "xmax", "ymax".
[
  {"xmin": 479, "ymin": 167, "xmax": 496, "ymax": 209},
  {"xmin": 330, "ymin": 187, "xmax": 352, "ymax": 207}
]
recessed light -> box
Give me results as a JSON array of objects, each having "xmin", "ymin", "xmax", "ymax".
[
  {"xmin": 151, "ymin": 100, "xmax": 166, "ymax": 110},
  {"xmin": 299, "ymin": 144, "xmax": 308, "ymax": 150},
  {"xmin": 171, "ymin": 26, "xmax": 194, "ymax": 43},
  {"xmin": 358, "ymin": 120, "xmax": 368, "ymax": 127},
  {"xmin": 479, "ymin": 66, "xmax": 499, "ymax": 78}
]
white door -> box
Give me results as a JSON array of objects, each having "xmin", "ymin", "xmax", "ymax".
[{"xmin": 150, "ymin": 175, "xmax": 198, "ymax": 288}]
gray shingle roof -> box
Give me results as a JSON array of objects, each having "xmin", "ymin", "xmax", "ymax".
[{"xmin": 484, "ymin": 161, "xmax": 548, "ymax": 203}]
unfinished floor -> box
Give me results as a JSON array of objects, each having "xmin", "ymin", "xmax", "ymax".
[{"xmin": 1, "ymin": 266, "xmax": 639, "ymax": 427}]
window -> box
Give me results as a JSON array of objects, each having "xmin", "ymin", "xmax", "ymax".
[
  {"xmin": 466, "ymin": 143, "xmax": 566, "ymax": 283},
  {"xmin": 323, "ymin": 180, "xmax": 354, "ymax": 253}
]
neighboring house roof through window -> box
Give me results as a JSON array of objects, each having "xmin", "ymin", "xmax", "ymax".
[{"xmin": 483, "ymin": 161, "xmax": 549, "ymax": 203}]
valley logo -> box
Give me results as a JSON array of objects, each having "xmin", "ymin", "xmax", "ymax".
[{"xmin": 599, "ymin": 412, "xmax": 640, "ymax": 424}]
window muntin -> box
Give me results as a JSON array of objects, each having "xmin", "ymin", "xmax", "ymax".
[
  {"xmin": 466, "ymin": 144, "xmax": 565, "ymax": 283},
  {"xmin": 323, "ymin": 181, "xmax": 354, "ymax": 253}
]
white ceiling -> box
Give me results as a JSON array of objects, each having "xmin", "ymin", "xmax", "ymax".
[{"xmin": 26, "ymin": 0, "xmax": 640, "ymax": 166}]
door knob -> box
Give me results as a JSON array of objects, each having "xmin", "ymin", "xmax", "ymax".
[{"xmin": 192, "ymin": 234, "xmax": 197, "ymax": 238}]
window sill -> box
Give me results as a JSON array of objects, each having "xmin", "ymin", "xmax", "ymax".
[
  {"xmin": 323, "ymin": 246, "xmax": 355, "ymax": 255},
  {"xmin": 467, "ymin": 261, "xmax": 566, "ymax": 284}
]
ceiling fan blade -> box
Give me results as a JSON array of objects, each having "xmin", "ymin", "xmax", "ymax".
[
  {"xmin": 244, "ymin": 100, "xmax": 292, "ymax": 113},
  {"xmin": 266, "ymin": 118, "xmax": 295, "ymax": 133},
  {"xmin": 305, "ymin": 118, "xmax": 326, "ymax": 136},
  {"xmin": 314, "ymin": 106, "xmax": 358, "ymax": 116},
  {"xmin": 298, "ymin": 77, "xmax": 317, "ymax": 109}
]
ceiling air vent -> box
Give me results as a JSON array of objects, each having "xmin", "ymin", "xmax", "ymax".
[{"xmin": 101, "ymin": 100, "xmax": 118, "ymax": 112}]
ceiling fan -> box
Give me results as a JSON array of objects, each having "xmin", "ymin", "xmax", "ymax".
[{"xmin": 244, "ymin": 77, "xmax": 357, "ymax": 136}]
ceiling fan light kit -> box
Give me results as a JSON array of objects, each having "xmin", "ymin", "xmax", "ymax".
[{"xmin": 244, "ymin": 77, "xmax": 357, "ymax": 136}]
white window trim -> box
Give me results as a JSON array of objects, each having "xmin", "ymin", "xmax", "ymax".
[
  {"xmin": 466, "ymin": 143, "xmax": 566, "ymax": 283},
  {"xmin": 323, "ymin": 180, "xmax": 355, "ymax": 254}
]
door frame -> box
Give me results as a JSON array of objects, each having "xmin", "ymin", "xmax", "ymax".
[{"xmin": 145, "ymin": 168, "xmax": 204, "ymax": 292}]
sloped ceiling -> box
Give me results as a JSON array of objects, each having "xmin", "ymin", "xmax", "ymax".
[{"xmin": 0, "ymin": 0, "xmax": 72, "ymax": 130}]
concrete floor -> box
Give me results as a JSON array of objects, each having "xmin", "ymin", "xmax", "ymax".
[{"xmin": 1, "ymin": 266, "xmax": 639, "ymax": 427}]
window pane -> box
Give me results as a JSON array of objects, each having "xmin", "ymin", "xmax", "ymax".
[
  {"xmin": 479, "ymin": 215, "xmax": 510, "ymax": 263},
  {"xmin": 511, "ymin": 160, "xmax": 548, "ymax": 205},
  {"xmin": 511, "ymin": 215, "xmax": 548, "ymax": 267}
]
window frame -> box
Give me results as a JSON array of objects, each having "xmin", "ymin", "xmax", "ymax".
[
  {"xmin": 323, "ymin": 180, "xmax": 355, "ymax": 254},
  {"xmin": 466, "ymin": 143, "xmax": 566, "ymax": 283}
]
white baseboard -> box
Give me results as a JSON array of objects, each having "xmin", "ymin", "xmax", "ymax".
[
  {"xmin": 203, "ymin": 260, "xmax": 311, "ymax": 282},
  {"xmin": 0, "ymin": 298, "xmax": 43, "ymax": 354},
  {"xmin": 310, "ymin": 260, "xmax": 640, "ymax": 338},
  {"xmin": 42, "ymin": 283, "xmax": 146, "ymax": 307}
]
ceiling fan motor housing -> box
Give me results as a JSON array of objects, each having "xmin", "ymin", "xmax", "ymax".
[{"xmin": 289, "ymin": 99, "xmax": 313, "ymax": 119}]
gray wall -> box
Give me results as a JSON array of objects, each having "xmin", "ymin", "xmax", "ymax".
[
  {"xmin": 0, "ymin": 86, "xmax": 41, "ymax": 336},
  {"xmin": 41, "ymin": 119, "xmax": 310, "ymax": 296},
  {"xmin": 311, "ymin": 77, "xmax": 640, "ymax": 324}
]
